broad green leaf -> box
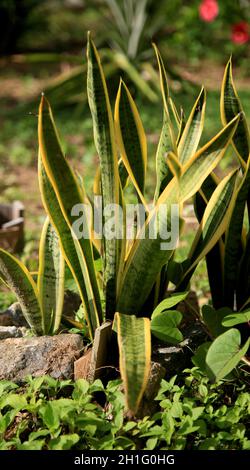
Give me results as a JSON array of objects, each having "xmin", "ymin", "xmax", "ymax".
[
  {"xmin": 206, "ymin": 328, "xmax": 250, "ymax": 382},
  {"xmin": 192, "ymin": 342, "xmax": 211, "ymax": 371},
  {"xmin": 221, "ymin": 58, "xmax": 250, "ymax": 166},
  {"xmin": 178, "ymin": 87, "xmax": 206, "ymax": 164},
  {"xmin": 115, "ymin": 79, "xmax": 147, "ymax": 206},
  {"xmin": 151, "ymin": 310, "xmax": 183, "ymax": 344},
  {"xmin": 0, "ymin": 249, "xmax": 42, "ymax": 335},
  {"xmin": 152, "ymin": 292, "xmax": 188, "ymax": 319},
  {"xmin": 87, "ymin": 33, "xmax": 120, "ymax": 317},
  {"xmin": 37, "ymin": 217, "xmax": 65, "ymax": 334},
  {"xmin": 38, "ymin": 97, "xmax": 102, "ymax": 337},
  {"xmin": 177, "ymin": 169, "xmax": 238, "ymax": 290},
  {"xmin": 115, "ymin": 313, "xmax": 151, "ymax": 414},
  {"xmin": 223, "ymin": 159, "xmax": 250, "ymax": 308},
  {"xmin": 202, "ymin": 305, "xmax": 231, "ymax": 338},
  {"xmin": 222, "ymin": 311, "xmax": 250, "ymax": 327}
]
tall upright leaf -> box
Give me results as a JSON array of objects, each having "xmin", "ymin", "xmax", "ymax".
[
  {"xmin": 178, "ymin": 87, "xmax": 206, "ymax": 164},
  {"xmin": 154, "ymin": 112, "xmax": 172, "ymax": 201},
  {"xmin": 0, "ymin": 249, "xmax": 42, "ymax": 335},
  {"xmin": 38, "ymin": 97, "xmax": 102, "ymax": 337},
  {"xmin": 87, "ymin": 33, "xmax": 120, "ymax": 318},
  {"xmin": 38, "ymin": 157, "xmax": 100, "ymax": 339},
  {"xmin": 223, "ymin": 159, "xmax": 250, "ymax": 308},
  {"xmin": 115, "ymin": 79, "xmax": 147, "ymax": 207},
  {"xmin": 115, "ymin": 313, "xmax": 151, "ymax": 414},
  {"xmin": 221, "ymin": 58, "xmax": 250, "ymax": 167},
  {"xmin": 38, "ymin": 217, "xmax": 65, "ymax": 334}
]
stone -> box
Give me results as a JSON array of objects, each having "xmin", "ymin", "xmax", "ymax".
[
  {"xmin": 0, "ymin": 326, "xmax": 28, "ymax": 340},
  {"xmin": 0, "ymin": 333, "xmax": 83, "ymax": 382}
]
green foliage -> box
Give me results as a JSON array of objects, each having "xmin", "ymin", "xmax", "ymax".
[
  {"xmin": 0, "ymin": 369, "xmax": 249, "ymax": 450},
  {"xmin": 195, "ymin": 305, "xmax": 250, "ymax": 382},
  {"xmin": 195, "ymin": 59, "xmax": 250, "ymax": 312},
  {"xmin": 205, "ymin": 329, "xmax": 250, "ymax": 382},
  {"xmin": 0, "ymin": 217, "xmax": 64, "ymax": 335},
  {"xmin": 1, "ymin": 38, "xmax": 245, "ymax": 413}
]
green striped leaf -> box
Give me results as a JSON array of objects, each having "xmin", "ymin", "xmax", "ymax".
[
  {"xmin": 38, "ymin": 217, "xmax": 65, "ymax": 334},
  {"xmin": 87, "ymin": 33, "xmax": 120, "ymax": 318},
  {"xmin": 194, "ymin": 173, "xmax": 224, "ymax": 309},
  {"xmin": 115, "ymin": 79, "xmax": 147, "ymax": 206},
  {"xmin": 178, "ymin": 87, "xmax": 206, "ymax": 164},
  {"xmin": 38, "ymin": 157, "xmax": 91, "ymax": 327},
  {"xmin": 0, "ymin": 249, "xmax": 42, "ymax": 335},
  {"xmin": 154, "ymin": 112, "xmax": 173, "ymax": 201},
  {"xmin": 221, "ymin": 58, "xmax": 250, "ymax": 166},
  {"xmin": 38, "ymin": 97, "xmax": 102, "ymax": 338},
  {"xmin": 153, "ymin": 43, "xmax": 177, "ymax": 153},
  {"xmin": 223, "ymin": 158, "xmax": 250, "ymax": 308},
  {"xmin": 236, "ymin": 231, "xmax": 250, "ymax": 309},
  {"xmin": 115, "ymin": 313, "xmax": 151, "ymax": 414}
]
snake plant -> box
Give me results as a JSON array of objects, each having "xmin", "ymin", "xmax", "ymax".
[
  {"xmin": 0, "ymin": 37, "xmax": 241, "ymax": 414},
  {"xmin": 37, "ymin": 35, "xmax": 241, "ymax": 413}
]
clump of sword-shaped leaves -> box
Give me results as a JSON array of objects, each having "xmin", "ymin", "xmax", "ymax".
[
  {"xmin": 183, "ymin": 59, "xmax": 250, "ymax": 384},
  {"xmin": 0, "ymin": 217, "xmax": 64, "ymax": 335},
  {"xmin": 0, "ymin": 35, "xmax": 242, "ymax": 413}
]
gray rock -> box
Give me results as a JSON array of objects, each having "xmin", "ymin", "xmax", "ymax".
[
  {"xmin": 0, "ymin": 326, "xmax": 28, "ymax": 339},
  {"xmin": 0, "ymin": 334, "xmax": 83, "ymax": 382}
]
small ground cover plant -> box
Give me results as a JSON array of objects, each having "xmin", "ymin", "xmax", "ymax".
[{"xmin": 0, "ymin": 368, "xmax": 249, "ymax": 450}]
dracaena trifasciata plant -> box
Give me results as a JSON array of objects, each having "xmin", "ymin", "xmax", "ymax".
[
  {"xmin": 2, "ymin": 36, "xmax": 240, "ymax": 414},
  {"xmin": 178, "ymin": 59, "xmax": 250, "ymax": 314},
  {"xmin": 187, "ymin": 59, "xmax": 250, "ymax": 381},
  {"xmin": 0, "ymin": 217, "xmax": 64, "ymax": 335},
  {"xmin": 39, "ymin": 37, "xmax": 241, "ymax": 413}
]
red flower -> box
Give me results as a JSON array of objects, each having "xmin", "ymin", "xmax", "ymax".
[
  {"xmin": 231, "ymin": 22, "xmax": 249, "ymax": 44},
  {"xmin": 199, "ymin": 0, "xmax": 219, "ymax": 23}
]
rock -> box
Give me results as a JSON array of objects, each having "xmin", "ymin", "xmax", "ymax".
[
  {"xmin": 0, "ymin": 326, "xmax": 28, "ymax": 339},
  {"xmin": 0, "ymin": 334, "xmax": 83, "ymax": 382},
  {"xmin": 152, "ymin": 321, "xmax": 208, "ymax": 378},
  {"xmin": 0, "ymin": 302, "xmax": 28, "ymax": 327}
]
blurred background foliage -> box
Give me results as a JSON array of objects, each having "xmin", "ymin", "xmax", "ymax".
[{"xmin": 0, "ymin": 0, "xmax": 249, "ymax": 307}]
